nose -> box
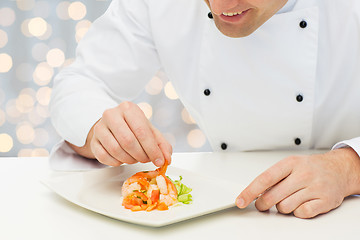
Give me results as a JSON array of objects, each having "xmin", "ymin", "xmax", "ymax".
[{"xmin": 209, "ymin": 0, "xmax": 242, "ymax": 15}]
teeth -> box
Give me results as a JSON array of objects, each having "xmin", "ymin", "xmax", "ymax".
[{"xmin": 222, "ymin": 11, "xmax": 243, "ymax": 17}]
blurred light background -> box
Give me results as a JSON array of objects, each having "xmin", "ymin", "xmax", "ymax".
[{"xmin": 0, "ymin": 0, "xmax": 211, "ymax": 157}]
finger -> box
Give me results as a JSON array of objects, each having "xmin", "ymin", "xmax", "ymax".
[
  {"xmin": 236, "ymin": 159, "xmax": 293, "ymax": 208},
  {"xmin": 103, "ymin": 108, "xmax": 150, "ymax": 163},
  {"xmin": 150, "ymin": 125, "xmax": 173, "ymax": 165},
  {"xmin": 276, "ymin": 188, "xmax": 309, "ymax": 214},
  {"xmin": 255, "ymin": 174, "xmax": 305, "ymax": 212},
  {"xmin": 293, "ymin": 199, "xmax": 329, "ymax": 219},
  {"xmin": 91, "ymin": 139, "xmax": 123, "ymax": 167},
  {"xmin": 122, "ymin": 103, "xmax": 165, "ymax": 166},
  {"xmin": 95, "ymin": 127, "xmax": 137, "ymax": 165}
]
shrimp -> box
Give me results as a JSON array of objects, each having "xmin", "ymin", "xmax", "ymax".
[
  {"xmin": 121, "ymin": 161, "xmax": 178, "ymax": 211},
  {"xmin": 156, "ymin": 175, "xmax": 178, "ymax": 206}
]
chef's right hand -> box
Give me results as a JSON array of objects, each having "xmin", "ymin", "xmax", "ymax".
[{"xmin": 68, "ymin": 101, "xmax": 172, "ymax": 167}]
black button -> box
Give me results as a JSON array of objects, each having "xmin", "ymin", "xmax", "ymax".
[
  {"xmin": 204, "ymin": 89, "xmax": 211, "ymax": 96},
  {"xmin": 294, "ymin": 138, "xmax": 301, "ymax": 145},
  {"xmin": 208, "ymin": 12, "xmax": 213, "ymax": 19},
  {"xmin": 221, "ymin": 143, "xmax": 227, "ymax": 150},
  {"xmin": 299, "ymin": 20, "xmax": 307, "ymax": 28},
  {"xmin": 296, "ymin": 94, "xmax": 303, "ymax": 102}
]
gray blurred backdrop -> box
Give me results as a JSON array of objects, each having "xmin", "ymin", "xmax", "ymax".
[{"xmin": 0, "ymin": 0, "xmax": 211, "ymax": 157}]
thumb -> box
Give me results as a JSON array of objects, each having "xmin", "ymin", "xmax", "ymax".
[{"xmin": 235, "ymin": 193, "xmax": 248, "ymax": 209}]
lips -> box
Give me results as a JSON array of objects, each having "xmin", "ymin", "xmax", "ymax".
[
  {"xmin": 222, "ymin": 11, "xmax": 244, "ymax": 17},
  {"xmin": 219, "ymin": 9, "xmax": 250, "ymax": 23}
]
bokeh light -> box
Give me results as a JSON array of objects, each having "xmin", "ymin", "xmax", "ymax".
[
  {"xmin": 187, "ymin": 129, "xmax": 206, "ymax": 148},
  {"xmin": 21, "ymin": 19, "xmax": 32, "ymax": 37},
  {"xmin": 146, "ymin": 75, "xmax": 164, "ymax": 95},
  {"xmin": 36, "ymin": 87, "xmax": 52, "ymax": 106},
  {"xmin": 33, "ymin": 62, "xmax": 54, "ymax": 86},
  {"xmin": 16, "ymin": 122, "xmax": 35, "ymax": 144},
  {"xmin": 46, "ymin": 48, "xmax": 65, "ymax": 67},
  {"xmin": 32, "ymin": 148, "xmax": 49, "ymax": 156},
  {"xmin": 18, "ymin": 148, "xmax": 49, "ymax": 157},
  {"xmin": 28, "ymin": 17, "xmax": 48, "ymax": 37},
  {"xmin": 56, "ymin": 1, "xmax": 71, "ymax": 20},
  {"xmin": 0, "ymin": 134, "xmax": 13, "ymax": 153},
  {"xmin": 137, "ymin": 102, "xmax": 153, "ymax": 119},
  {"xmin": 16, "ymin": 0, "xmax": 35, "ymax": 11},
  {"xmin": 68, "ymin": 2, "xmax": 87, "ymax": 21},
  {"xmin": 0, "ymin": 53, "xmax": 13, "ymax": 73},
  {"xmin": 181, "ymin": 108, "xmax": 196, "ymax": 124},
  {"xmin": 164, "ymin": 82, "xmax": 179, "ymax": 100},
  {"xmin": 36, "ymin": 104, "xmax": 50, "ymax": 118},
  {"xmin": 0, "ymin": 8, "xmax": 16, "ymax": 27},
  {"xmin": 16, "ymin": 92, "xmax": 35, "ymax": 113},
  {"xmin": 75, "ymin": 19, "xmax": 91, "ymax": 42},
  {"xmin": 37, "ymin": 23, "xmax": 52, "ymax": 40},
  {"xmin": 18, "ymin": 149, "xmax": 33, "ymax": 157},
  {"xmin": 1, "ymin": 1, "xmax": 208, "ymax": 157},
  {"xmin": 6, "ymin": 100, "xmax": 22, "ymax": 120},
  {"xmin": 75, "ymin": 27, "xmax": 89, "ymax": 43},
  {"xmin": 19, "ymin": 88, "xmax": 37, "ymax": 98},
  {"xmin": 0, "ymin": 30, "xmax": 8, "ymax": 48},
  {"xmin": 76, "ymin": 19, "xmax": 92, "ymax": 30}
]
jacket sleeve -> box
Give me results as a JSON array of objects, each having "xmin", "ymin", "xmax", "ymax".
[
  {"xmin": 50, "ymin": 0, "xmax": 161, "ymax": 146},
  {"xmin": 332, "ymin": 137, "xmax": 360, "ymax": 158}
]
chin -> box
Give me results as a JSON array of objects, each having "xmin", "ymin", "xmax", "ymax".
[
  {"xmin": 218, "ymin": 28, "xmax": 254, "ymax": 38},
  {"xmin": 213, "ymin": 20, "xmax": 256, "ymax": 38}
]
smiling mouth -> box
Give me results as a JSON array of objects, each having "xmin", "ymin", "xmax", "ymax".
[
  {"xmin": 219, "ymin": 9, "xmax": 250, "ymax": 23},
  {"xmin": 222, "ymin": 11, "xmax": 244, "ymax": 17}
]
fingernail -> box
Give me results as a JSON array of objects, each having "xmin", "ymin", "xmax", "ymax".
[
  {"xmin": 236, "ymin": 198, "xmax": 245, "ymax": 208},
  {"xmin": 154, "ymin": 158, "xmax": 163, "ymax": 167}
]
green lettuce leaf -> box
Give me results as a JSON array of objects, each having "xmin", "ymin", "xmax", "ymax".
[{"xmin": 168, "ymin": 176, "xmax": 193, "ymax": 204}]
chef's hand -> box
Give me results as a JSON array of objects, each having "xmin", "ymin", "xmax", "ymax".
[
  {"xmin": 235, "ymin": 148, "xmax": 360, "ymax": 218},
  {"xmin": 67, "ymin": 101, "xmax": 172, "ymax": 167}
]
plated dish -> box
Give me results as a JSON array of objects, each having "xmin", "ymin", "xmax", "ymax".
[
  {"xmin": 42, "ymin": 163, "xmax": 243, "ymax": 227},
  {"xmin": 122, "ymin": 161, "xmax": 192, "ymax": 211}
]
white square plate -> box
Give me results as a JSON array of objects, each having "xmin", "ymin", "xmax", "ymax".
[{"xmin": 42, "ymin": 163, "xmax": 243, "ymax": 227}]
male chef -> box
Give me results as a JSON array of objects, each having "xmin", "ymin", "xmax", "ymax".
[{"xmin": 50, "ymin": 0, "xmax": 360, "ymax": 218}]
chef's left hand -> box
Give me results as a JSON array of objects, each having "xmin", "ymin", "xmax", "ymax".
[{"xmin": 235, "ymin": 148, "xmax": 360, "ymax": 218}]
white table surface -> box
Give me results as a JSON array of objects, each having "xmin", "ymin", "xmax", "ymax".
[{"xmin": 1, "ymin": 151, "xmax": 359, "ymax": 240}]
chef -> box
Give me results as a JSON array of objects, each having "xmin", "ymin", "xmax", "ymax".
[{"xmin": 50, "ymin": 0, "xmax": 360, "ymax": 218}]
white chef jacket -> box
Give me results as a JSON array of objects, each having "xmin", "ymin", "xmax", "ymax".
[{"xmin": 50, "ymin": 0, "xmax": 360, "ymax": 159}]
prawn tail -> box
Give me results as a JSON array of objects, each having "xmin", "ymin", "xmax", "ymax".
[{"xmin": 157, "ymin": 161, "xmax": 169, "ymax": 175}]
